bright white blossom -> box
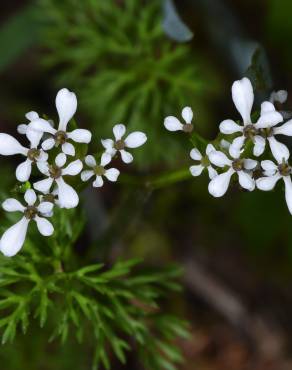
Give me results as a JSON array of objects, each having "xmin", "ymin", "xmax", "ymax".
[
  {"xmin": 218, "ymin": 78, "xmax": 292, "ymax": 158},
  {"xmin": 208, "ymin": 147, "xmax": 257, "ymax": 197},
  {"xmin": 256, "ymin": 151, "xmax": 292, "ymax": 215},
  {"xmin": 101, "ymin": 124, "xmax": 147, "ymax": 163},
  {"xmin": 28, "ymin": 88, "xmax": 92, "ymax": 156},
  {"xmin": 164, "ymin": 107, "xmax": 194, "ymax": 133},
  {"xmin": 0, "ymin": 130, "xmax": 48, "ymax": 182},
  {"xmin": 33, "ymin": 153, "xmax": 83, "ymax": 209},
  {"xmin": 81, "ymin": 153, "xmax": 120, "ymax": 187},
  {"xmin": 190, "ymin": 144, "xmax": 217, "ymax": 179},
  {"xmin": 0, "ymin": 189, "xmax": 54, "ymax": 257}
]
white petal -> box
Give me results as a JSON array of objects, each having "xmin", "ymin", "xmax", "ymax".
[
  {"xmin": 67, "ymin": 129, "xmax": 92, "ymax": 144},
  {"xmin": 81, "ymin": 170, "xmax": 94, "ymax": 182},
  {"xmin": 17, "ymin": 124, "xmax": 28, "ymax": 135},
  {"xmin": 26, "ymin": 128, "xmax": 43, "ymax": 148},
  {"xmin": 244, "ymin": 159, "xmax": 257, "ymax": 170},
  {"xmin": 260, "ymin": 101, "xmax": 276, "ymax": 115},
  {"xmin": 190, "ymin": 164, "xmax": 204, "ymax": 177},
  {"xmin": 33, "ymin": 177, "xmax": 54, "ymax": 193},
  {"xmin": 37, "ymin": 150, "xmax": 48, "ymax": 162},
  {"xmin": 256, "ymin": 174, "xmax": 281, "ymax": 191},
  {"xmin": 113, "ymin": 124, "xmax": 126, "ymax": 141},
  {"xmin": 55, "ymin": 153, "xmax": 67, "ymax": 168},
  {"xmin": 255, "ymin": 110, "xmax": 283, "ymax": 129},
  {"xmin": 0, "ymin": 217, "xmax": 29, "ymax": 257},
  {"xmin": 29, "ymin": 119, "xmax": 56, "ymax": 135},
  {"xmin": 274, "ymin": 119, "xmax": 292, "ymax": 136},
  {"xmin": 0, "ymin": 133, "xmax": 27, "ymax": 156},
  {"xmin": 124, "ymin": 132, "xmax": 147, "ymax": 148},
  {"xmin": 104, "ymin": 168, "xmax": 120, "ymax": 182},
  {"xmin": 190, "ymin": 148, "xmax": 202, "ymax": 161},
  {"xmin": 37, "ymin": 161, "xmax": 49, "ymax": 176},
  {"xmin": 37, "ymin": 202, "xmax": 54, "ymax": 215},
  {"xmin": 268, "ymin": 136, "xmax": 290, "ymax": 163},
  {"xmin": 261, "ymin": 160, "xmax": 277, "ymax": 173},
  {"xmin": 219, "ymin": 119, "xmax": 243, "ymax": 134},
  {"xmin": 164, "ymin": 116, "xmax": 183, "ymax": 131},
  {"xmin": 207, "ymin": 166, "xmax": 218, "ymax": 180},
  {"xmin": 232, "ymin": 77, "xmax": 254, "ymax": 124},
  {"xmin": 253, "ymin": 135, "xmax": 266, "ymax": 157},
  {"xmin": 283, "ymin": 176, "xmax": 292, "ymax": 215},
  {"xmin": 220, "ymin": 139, "xmax": 231, "ymax": 150},
  {"xmin": 35, "ymin": 216, "xmax": 54, "ymax": 236},
  {"xmin": 25, "ymin": 111, "xmax": 39, "ymax": 121},
  {"xmin": 182, "ymin": 107, "xmax": 193, "ymax": 124},
  {"xmin": 16, "ymin": 159, "xmax": 32, "ymax": 182},
  {"xmin": 270, "ymin": 90, "xmax": 288, "ymax": 104},
  {"xmin": 2, "ymin": 199, "xmax": 24, "ymax": 212},
  {"xmin": 100, "ymin": 153, "xmax": 112, "ymax": 167},
  {"xmin": 101, "ymin": 139, "xmax": 115, "ymax": 151},
  {"xmin": 24, "ymin": 189, "xmax": 37, "ymax": 205},
  {"xmin": 209, "ymin": 150, "xmax": 232, "ymax": 167},
  {"xmin": 208, "ymin": 168, "xmax": 234, "ymax": 197},
  {"xmin": 238, "ymin": 171, "xmax": 255, "ymax": 191},
  {"xmin": 229, "ymin": 136, "xmax": 245, "ymax": 158},
  {"xmin": 93, "ymin": 176, "xmax": 104, "ymax": 188},
  {"xmin": 206, "ymin": 144, "xmax": 216, "ymax": 156},
  {"xmin": 42, "ymin": 138, "xmax": 55, "ymax": 151},
  {"xmin": 85, "ymin": 155, "xmax": 97, "ymax": 167},
  {"xmin": 56, "ymin": 88, "xmax": 77, "ymax": 131},
  {"xmin": 56, "ymin": 177, "xmax": 79, "ymax": 209},
  {"xmin": 120, "ymin": 150, "xmax": 133, "ymax": 163},
  {"xmin": 62, "ymin": 159, "xmax": 83, "ymax": 176},
  {"xmin": 62, "ymin": 142, "xmax": 75, "ymax": 156}
]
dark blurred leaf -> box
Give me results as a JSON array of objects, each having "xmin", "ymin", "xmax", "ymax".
[
  {"xmin": 162, "ymin": 0, "xmax": 193, "ymax": 42},
  {"xmin": 0, "ymin": 5, "xmax": 39, "ymax": 73}
]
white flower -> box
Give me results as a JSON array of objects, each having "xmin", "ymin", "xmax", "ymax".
[
  {"xmin": 0, "ymin": 129, "xmax": 48, "ymax": 182},
  {"xmin": 33, "ymin": 153, "xmax": 83, "ymax": 209},
  {"xmin": 164, "ymin": 106, "xmax": 194, "ymax": 132},
  {"xmin": 0, "ymin": 189, "xmax": 54, "ymax": 257},
  {"xmin": 219, "ymin": 78, "xmax": 286, "ymax": 157},
  {"xmin": 190, "ymin": 144, "xmax": 217, "ymax": 179},
  {"xmin": 17, "ymin": 111, "xmax": 41, "ymax": 136},
  {"xmin": 256, "ymin": 150, "xmax": 292, "ymax": 215},
  {"xmin": 208, "ymin": 147, "xmax": 257, "ymax": 197},
  {"xmin": 269, "ymin": 90, "xmax": 288, "ymax": 105},
  {"xmin": 28, "ymin": 88, "xmax": 92, "ymax": 156},
  {"xmin": 101, "ymin": 124, "xmax": 147, "ymax": 164},
  {"xmin": 81, "ymin": 153, "xmax": 120, "ymax": 187}
]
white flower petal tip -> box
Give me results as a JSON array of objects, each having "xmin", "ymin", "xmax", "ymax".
[
  {"xmin": 208, "ymin": 169, "xmax": 234, "ymax": 198},
  {"xmin": 190, "ymin": 165, "xmax": 204, "ymax": 177},
  {"xmin": 256, "ymin": 175, "xmax": 281, "ymax": 191},
  {"xmin": 164, "ymin": 116, "xmax": 183, "ymax": 131},
  {"xmin": 270, "ymin": 90, "xmax": 288, "ymax": 105},
  {"xmin": 209, "ymin": 150, "xmax": 231, "ymax": 167},
  {"xmin": 231, "ymin": 77, "xmax": 254, "ymax": 124},
  {"xmin": 0, "ymin": 217, "xmax": 29, "ymax": 257},
  {"xmin": 124, "ymin": 132, "xmax": 147, "ymax": 148},
  {"xmin": 182, "ymin": 107, "xmax": 193, "ymax": 124},
  {"xmin": 56, "ymin": 177, "xmax": 79, "ymax": 209},
  {"xmin": 219, "ymin": 120, "xmax": 242, "ymax": 134},
  {"xmin": 113, "ymin": 124, "xmax": 126, "ymax": 141},
  {"xmin": 35, "ymin": 217, "xmax": 54, "ymax": 236},
  {"xmin": 56, "ymin": 88, "xmax": 77, "ymax": 131},
  {"xmin": 68, "ymin": 129, "xmax": 92, "ymax": 144},
  {"xmin": 268, "ymin": 137, "xmax": 290, "ymax": 163},
  {"xmin": 105, "ymin": 168, "xmax": 120, "ymax": 182},
  {"xmin": 0, "ymin": 133, "xmax": 27, "ymax": 156},
  {"xmin": 190, "ymin": 148, "xmax": 202, "ymax": 161},
  {"xmin": 283, "ymin": 177, "xmax": 292, "ymax": 215},
  {"xmin": 238, "ymin": 171, "xmax": 255, "ymax": 191}
]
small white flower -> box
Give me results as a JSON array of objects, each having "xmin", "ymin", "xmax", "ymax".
[
  {"xmin": 219, "ymin": 78, "xmax": 286, "ymax": 157},
  {"xmin": 81, "ymin": 153, "xmax": 120, "ymax": 187},
  {"xmin": 208, "ymin": 147, "xmax": 257, "ymax": 197},
  {"xmin": 33, "ymin": 153, "xmax": 83, "ymax": 209},
  {"xmin": 101, "ymin": 124, "xmax": 147, "ymax": 164},
  {"xmin": 0, "ymin": 130, "xmax": 48, "ymax": 182},
  {"xmin": 269, "ymin": 90, "xmax": 288, "ymax": 105},
  {"xmin": 28, "ymin": 88, "xmax": 92, "ymax": 156},
  {"xmin": 164, "ymin": 106, "xmax": 194, "ymax": 133},
  {"xmin": 0, "ymin": 189, "xmax": 54, "ymax": 257},
  {"xmin": 256, "ymin": 150, "xmax": 292, "ymax": 215},
  {"xmin": 17, "ymin": 111, "xmax": 41, "ymax": 136},
  {"xmin": 190, "ymin": 144, "xmax": 217, "ymax": 179}
]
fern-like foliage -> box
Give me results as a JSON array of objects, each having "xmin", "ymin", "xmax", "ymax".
[
  {"xmin": 39, "ymin": 0, "xmax": 216, "ymax": 165},
  {"xmin": 0, "ymin": 206, "xmax": 188, "ymax": 370}
]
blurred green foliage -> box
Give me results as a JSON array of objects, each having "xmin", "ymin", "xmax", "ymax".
[{"xmin": 39, "ymin": 0, "xmax": 218, "ymax": 165}]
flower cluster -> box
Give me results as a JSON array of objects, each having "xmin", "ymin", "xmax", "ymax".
[
  {"xmin": 0, "ymin": 89, "xmax": 147, "ymax": 257},
  {"xmin": 164, "ymin": 77, "xmax": 292, "ymax": 214}
]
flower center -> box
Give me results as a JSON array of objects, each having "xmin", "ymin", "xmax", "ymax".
[
  {"xmin": 114, "ymin": 140, "xmax": 125, "ymax": 150},
  {"xmin": 201, "ymin": 156, "xmax": 210, "ymax": 168},
  {"xmin": 258, "ymin": 126, "xmax": 274, "ymax": 138},
  {"xmin": 278, "ymin": 162, "xmax": 291, "ymax": 176},
  {"xmin": 24, "ymin": 206, "xmax": 38, "ymax": 220},
  {"xmin": 42, "ymin": 194, "xmax": 56, "ymax": 203},
  {"xmin": 243, "ymin": 124, "xmax": 257, "ymax": 139},
  {"xmin": 94, "ymin": 165, "xmax": 106, "ymax": 176},
  {"xmin": 27, "ymin": 148, "xmax": 41, "ymax": 162},
  {"xmin": 54, "ymin": 130, "xmax": 67, "ymax": 145},
  {"xmin": 232, "ymin": 158, "xmax": 244, "ymax": 171},
  {"xmin": 49, "ymin": 165, "xmax": 62, "ymax": 179},
  {"xmin": 182, "ymin": 124, "xmax": 194, "ymax": 133}
]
